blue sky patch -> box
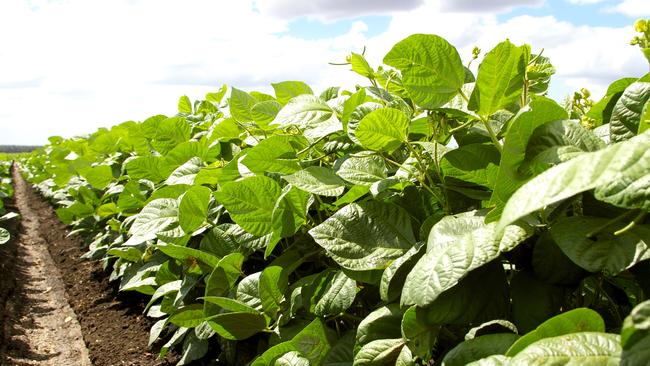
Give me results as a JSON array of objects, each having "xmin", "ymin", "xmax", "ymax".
[
  {"xmin": 281, "ymin": 15, "xmax": 391, "ymax": 40},
  {"xmin": 498, "ymin": 0, "xmax": 631, "ymax": 27}
]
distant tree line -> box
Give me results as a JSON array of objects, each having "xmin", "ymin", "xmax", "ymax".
[{"xmin": 0, "ymin": 145, "xmax": 40, "ymax": 153}]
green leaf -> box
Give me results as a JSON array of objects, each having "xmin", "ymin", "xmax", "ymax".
[
  {"xmin": 81, "ymin": 165, "xmax": 114, "ymax": 189},
  {"xmin": 401, "ymin": 306, "xmax": 439, "ymax": 358},
  {"xmin": 215, "ymin": 176, "xmax": 283, "ymax": 236},
  {"xmin": 506, "ymin": 308, "xmax": 605, "ymax": 356},
  {"xmin": 305, "ymin": 270, "xmax": 357, "ymax": 317},
  {"xmin": 384, "ymin": 34, "xmax": 465, "ymax": 109},
  {"xmin": 355, "ymin": 304, "xmax": 403, "ymax": 354},
  {"xmin": 522, "ymin": 119, "xmax": 606, "ymax": 174},
  {"xmin": 442, "ymin": 333, "xmax": 520, "ymax": 366},
  {"xmin": 156, "ymin": 244, "xmax": 220, "ymax": 269},
  {"xmin": 488, "ymin": 97, "xmax": 568, "ymax": 221},
  {"xmin": 621, "ymin": 300, "xmax": 650, "ymax": 366},
  {"xmin": 441, "ymin": 143, "xmax": 500, "ymax": 188},
  {"xmin": 230, "ymin": 87, "xmax": 257, "ymax": 122},
  {"xmin": 251, "ymin": 100, "xmax": 281, "ymax": 126},
  {"xmin": 417, "ymin": 260, "xmax": 509, "ymax": 325},
  {"xmin": 178, "ymin": 95, "xmax": 193, "ymax": 114},
  {"xmin": 165, "ymin": 157, "xmax": 203, "ymax": 186},
  {"xmin": 0, "ymin": 227, "xmax": 10, "ymax": 245},
  {"xmin": 610, "ymin": 81, "xmax": 650, "ymax": 142},
  {"xmin": 283, "ymin": 166, "xmax": 346, "ymax": 197},
  {"xmin": 638, "ymin": 98, "xmax": 650, "ymax": 134},
  {"xmin": 275, "ymin": 351, "xmax": 310, "ymax": 366},
  {"xmin": 509, "ymin": 332, "xmax": 621, "ymax": 365},
  {"xmin": 336, "ymin": 153, "xmax": 387, "ymax": 186},
  {"xmin": 128, "ymin": 198, "xmax": 179, "ymax": 243},
  {"xmin": 587, "ymin": 77, "xmax": 636, "ymax": 126},
  {"xmin": 169, "ymin": 304, "xmax": 206, "ymax": 328},
  {"xmin": 355, "ymin": 108, "xmax": 409, "ymax": 152},
  {"xmin": 272, "ymin": 95, "xmax": 341, "ymax": 139},
  {"xmin": 125, "ymin": 156, "xmax": 170, "ymax": 183},
  {"xmin": 309, "ymin": 201, "xmax": 416, "ymax": 271},
  {"xmin": 241, "ymin": 135, "xmax": 302, "ymax": 174},
  {"xmin": 179, "ymin": 186, "xmax": 212, "ymax": 233},
  {"xmin": 272, "ymin": 81, "xmax": 314, "ymax": 105},
  {"xmin": 252, "ymin": 318, "xmax": 335, "ymax": 365},
  {"xmin": 550, "ymin": 216, "xmax": 650, "ymax": 275},
  {"xmin": 152, "ymin": 117, "xmax": 192, "ymax": 155},
  {"xmin": 380, "ymin": 243, "xmax": 425, "ymax": 303},
  {"xmin": 498, "ymin": 130, "xmax": 650, "ymax": 231},
  {"xmin": 354, "ymin": 338, "xmax": 405, "ymax": 366},
  {"xmin": 402, "ymin": 210, "xmax": 531, "ymax": 307},
  {"xmin": 350, "ymin": 53, "xmax": 374, "ymax": 78},
  {"xmin": 206, "ymin": 311, "xmax": 267, "ymax": 340},
  {"xmin": 470, "ymin": 40, "xmax": 526, "ymax": 117}
]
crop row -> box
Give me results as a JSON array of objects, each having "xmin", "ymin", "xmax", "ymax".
[{"xmin": 12, "ymin": 22, "xmax": 650, "ymax": 365}]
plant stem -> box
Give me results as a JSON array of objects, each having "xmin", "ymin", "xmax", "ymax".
[
  {"xmin": 586, "ymin": 210, "xmax": 639, "ymax": 238},
  {"xmin": 480, "ymin": 116, "xmax": 503, "ymax": 153}
]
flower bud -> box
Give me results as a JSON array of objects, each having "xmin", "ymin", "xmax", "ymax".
[
  {"xmin": 635, "ymin": 19, "xmax": 648, "ymax": 33},
  {"xmin": 581, "ymin": 88, "xmax": 591, "ymax": 98}
]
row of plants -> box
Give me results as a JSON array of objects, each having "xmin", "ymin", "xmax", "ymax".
[
  {"xmin": 13, "ymin": 21, "xmax": 650, "ymax": 365},
  {"xmin": 0, "ymin": 160, "xmax": 19, "ymax": 245}
]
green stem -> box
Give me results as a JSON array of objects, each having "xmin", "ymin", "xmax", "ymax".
[
  {"xmin": 448, "ymin": 119, "xmax": 476, "ymax": 133},
  {"xmin": 297, "ymin": 135, "xmax": 327, "ymax": 155},
  {"xmin": 614, "ymin": 211, "xmax": 647, "ymax": 236},
  {"xmin": 586, "ymin": 210, "xmax": 639, "ymax": 238},
  {"xmin": 480, "ymin": 116, "xmax": 503, "ymax": 153}
]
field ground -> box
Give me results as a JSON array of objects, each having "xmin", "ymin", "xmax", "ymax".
[{"xmin": 0, "ymin": 168, "xmax": 178, "ymax": 365}]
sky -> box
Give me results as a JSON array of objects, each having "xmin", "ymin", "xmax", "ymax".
[{"xmin": 1, "ymin": 0, "xmax": 649, "ymax": 145}]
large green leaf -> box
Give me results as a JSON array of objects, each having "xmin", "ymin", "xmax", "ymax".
[
  {"xmin": 441, "ymin": 143, "xmax": 500, "ymax": 188},
  {"xmin": 354, "ymin": 338, "xmax": 405, "ymax": 366},
  {"xmin": 442, "ymin": 333, "xmax": 520, "ymax": 366},
  {"xmin": 165, "ymin": 157, "xmax": 203, "ymax": 186},
  {"xmin": 283, "ymin": 166, "xmax": 346, "ymax": 197},
  {"xmin": 508, "ymin": 332, "xmax": 621, "ymax": 365},
  {"xmin": 506, "ymin": 308, "xmax": 605, "ymax": 356},
  {"xmin": 309, "ymin": 201, "xmax": 416, "ymax": 271},
  {"xmin": 355, "ymin": 304, "xmax": 403, "ymax": 354},
  {"xmin": 241, "ymin": 135, "xmax": 302, "ymax": 174},
  {"xmin": 355, "ymin": 108, "xmax": 409, "ymax": 152},
  {"xmin": 488, "ymin": 97, "xmax": 568, "ymax": 221},
  {"xmin": 215, "ymin": 176, "xmax": 283, "ymax": 236},
  {"xmin": 470, "ymin": 40, "xmax": 526, "ymax": 118},
  {"xmin": 304, "ymin": 270, "xmax": 357, "ymax": 317},
  {"xmin": 610, "ymin": 81, "xmax": 650, "ymax": 142},
  {"xmin": 230, "ymin": 87, "xmax": 257, "ymax": 122},
  {"xmin": 336, "ymin": 153, "xmax": 387, "ymax": 186},
  {"xmin": 252, "ymin": 318, "xmax": 335, "ymax": 365},
  {"xmin": 498, "ymin": 130, "xmax": 650, "ymax": 231},
  {"xmin": 81, "ymin": 165, "xmax": 114, "ymax": 190},
  {"xmin": 621, "ymin": 300, "xmax": 650, "ymax": 366},
  {"xmin": 178, "ymin": 186, "xmax": 212, "ymax": 233},
  {"xmin": 402, "ymin": 210, "xmax": 531, "ymax": 307},
  {"xmin": 128, "ymin": 198, "xmax": 179, "ymax": 244},
  {"xmin": 272, "ymin": 95, "xmax": 341, "ymax": 139},
  {"xmin": 383, "ymin": 34, "xmax": 465, "ymax": 109},
  {"xmin": 550, "ymin": 216, "xmax": 650, "ymax": 275},
  {"xmin": 272, "ymin": 81, "xmax": 313, "ymax": 105}
]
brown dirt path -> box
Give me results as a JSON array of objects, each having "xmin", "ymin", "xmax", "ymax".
[
  {"xmin": 0, "ymin": 169, "xmax": 92, "ymax": 365},
  {"xmin": 2, "ymin": 168, "xmax": 178, "ymax": 366}
]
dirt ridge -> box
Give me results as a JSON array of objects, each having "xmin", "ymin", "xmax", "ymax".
[{"xmin": 2, "ymin": 168, "xmax": 178, "ymax": 365}]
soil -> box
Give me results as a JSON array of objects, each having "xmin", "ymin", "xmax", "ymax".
[{"xmin": 1, "ymin": 167, "xmax": 179, "ymax": 366}]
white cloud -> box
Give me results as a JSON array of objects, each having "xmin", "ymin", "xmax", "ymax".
[
  {"xmin": 440, "ymin": 0, "xmax": 545, "ymax": 13},
  {"xmin": 566, "ymin": 0, "xmax": 607, "ymax": 5},
  {"xmin": 0, "ymin": 0, "xmax": 646, "ymax": 145},
  {"xmin": 255, "ymin": 0, "xmax": 425, "ymax": 20},
  {"xmin": 609, "ymin": 0, "xmax": 650, "ymax": 16}
]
